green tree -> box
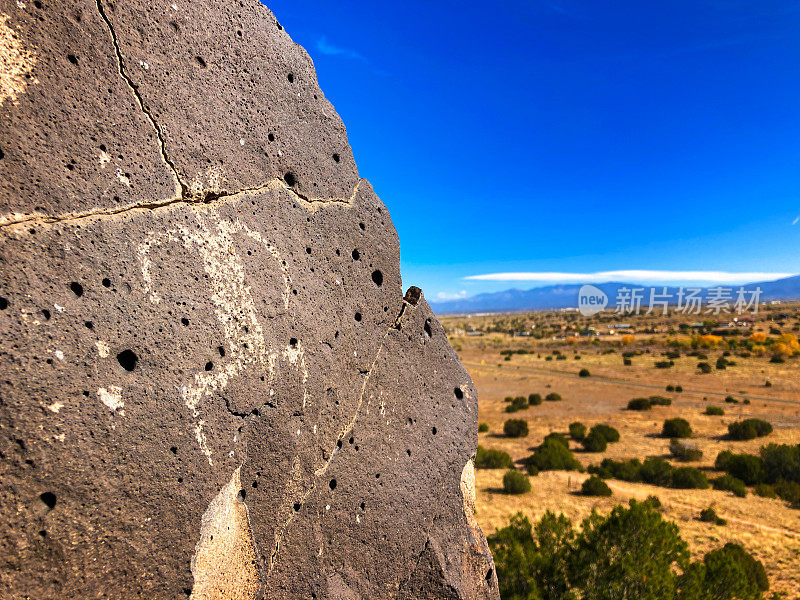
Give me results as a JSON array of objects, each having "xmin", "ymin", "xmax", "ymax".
[
  {"xmin": 681, "ymin": 543, "xmax": 769, "ymax": 600},
  {"xmin": 571, "ymin": 500, "xmax": 689, "ymax": 600},
  {"xmin": 488, "ymin": 512, "xmax": 576, "ymax": 600}
]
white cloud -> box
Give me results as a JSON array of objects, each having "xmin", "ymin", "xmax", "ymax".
[
  {"xmin": 464, "ymin": 270, "xmax": 795, "ymax": 284},
  {"xmin": 792, "ymin": 216, "xmax": 799, "ymax": 226},
  {"xmin": 436, "ymin": 290, "xmax": 468, "ymax": 300},
  {"xmin": 315, "ymin": 36, "xmax": 366, "ymax": 61}
]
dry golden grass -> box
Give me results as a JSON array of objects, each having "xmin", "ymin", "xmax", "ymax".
[{"xmin": 446, "ymin": 315, "xmax": 800, "ymax": 599}]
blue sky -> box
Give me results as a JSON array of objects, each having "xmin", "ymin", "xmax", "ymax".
[{"xmin": 267, "ymin": 0, "xmax": 800, "ymax": 301}]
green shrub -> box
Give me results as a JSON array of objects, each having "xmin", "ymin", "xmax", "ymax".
[
  {"xmin": 640, "ymin": 457, "xmax": 674, "ymax": 486},
  {"xmin": 649, "ymin": 395, "xmax": 672, "ymax": 406},
  {"xmin": 760, "ymin": 443, "xmax": 800, "ymax": 484},
  {"xmin": 569, "ymin": 421, "xmax": 587, "ymax": 441},
  {"xmin": 589, "ymin": 458, "xmax": 643, "ymax": 482},
  {"xmin": 713, "ymin": 474, "xmax": 747, "ymax": 497},
  {"xmin": 581, "ymin": 430, "xmax": 608, "ymax": 453},
  {"xmin": 528, "ymin": 393, "xmax": 543, "ymax": 406},
  {"xmin": 725, "ymin": 395, "xmax": 739, "ymax": 404},
  {"xmin": 754, "ymin": 483, "xmax": 777, "ymax": 498},
  {"xmin": 662, "ymin": 418, "xmax": 692, "ymax": 439},
  {"xmin": 627, "ymin": 397, "xmax": 651, "ymax": 411},
  {"xmin": 699, "ymin": 506, "xmax": 727, "ymax": 525},
  {"xmin": 545, "ymin": 392, "xmax": 562, "ymax": 402},
  {"xmin": 590, "ymin": 423, "xmax": 620, "ymax": 443},
  {"xmin": 670, "ymin": 466, "xmax": 709, "ymax": 489},
  {"xmin": 714, "ymin": 449, "xmax": 734, "ymax": 471},
  {"xmin": 698, "ymin": 362, "xmax": 712, "ymax": 373},
  {"xmin": 488, "ymin": 503, "xmax": 768, "ymax": 600},
  {"xmin": 578, "ymin": 368, "xmax": 591, "ymax": 377},
  {"xmin": 502, "ymin": 469, "xmax": 531, "ymax": 494},
  {"xmin": 504, "ymin": 418, "xmax": 529, "ymax": 438},
  {"xmin": 623, "ymin": 357, "xmax": 632, "ymax": 366},
  {"xmin": 645, "ymin": 494, "xmax": 662, "ymax": 509},
  {"xmin": 765, "ymin": 380, "xmax": 772, "ymax": 387},
  {"xmin": 475, "ymin": 445, "xmax": 514, "ymax": 469},
  {"xmin": 654, "ymin": 360, "xmax": 674, "ymax": 369},
  {"xmin": 722, "ymin": 453, "xmax": 765, "ymax": 485},
  {"xmin": 715, "ymin": 356, "xmax": 728, "ymax": 370},
  {"xmin": 704, "ymin": 406, "xmax": 724, "ymax": 416},
  {"xmin": 544, "ymin": 430, "xmax": 568, "ymax": 445},
  {"xmin": 669, "ymin": 439, "xmax": 703, "ymax": 462},
  {"xmin": 774, "ymin": 479, "xmax": 800, "ymax": 506},
  {"xmin": 770, "ymin": 355, "xmax": 785, "ymax": 363},
  {"xmin": 527, "ymin": 438, "xmax": 583, "ymax": 472},
  {"xmin": 675, "ymin": 385, "xmax": 683, "ymax": 392},
  {"xmin": 701, "ymin": 543, "xmax": 769, "ymax": 594},
  {"xmin": 505, "ymin": 396, "xmax": 529, "ymax": 413},
  {"xmin": 581, "ymin": 475, "xmax": 612, "ymax": 497},
  {"xmin": 478, "ymin": 422, "xmax": 489, "ymax": 433},
  {"xmin": 728, "ymin": 418, "xmax": 772, "ymax": 441},
  {"xmin": 666, "ymin": 384, "xmax": 675, "ymax": 392}
]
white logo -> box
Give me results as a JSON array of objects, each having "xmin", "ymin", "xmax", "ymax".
[{"xmin": 578, "ymin": 284, "xmax": 608, "ymax": 316}]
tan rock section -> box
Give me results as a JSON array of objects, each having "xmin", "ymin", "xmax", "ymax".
[{"xmin": 190, "ymin": 467, "xmax": 259, "ymax": 600}]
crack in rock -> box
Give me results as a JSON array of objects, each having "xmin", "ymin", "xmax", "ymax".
[
  {"xmin": 94, "ymin": 0, "xmax": 184, "ymax": 198},
  {"xmin": 0, "ymin": 178, "xmax": 364, "ymax": 230}
]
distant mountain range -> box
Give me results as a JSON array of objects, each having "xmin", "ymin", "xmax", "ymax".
[{"xmin": 428, "ymin": 275, "xmax": 800, "ymax": 315}]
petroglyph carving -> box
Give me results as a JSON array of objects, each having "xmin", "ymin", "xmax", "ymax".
[{"xmin": 138, "ymin": 211, "xmax": 305, "ymax": 464}]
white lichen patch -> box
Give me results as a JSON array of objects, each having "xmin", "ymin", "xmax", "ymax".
[
  {"xmin": 96, "ymin": 340, "xmax": 110, "ymax": 358},
  {"xmin": 97, "ymin": 385, "xmax": 124, "ymax": 414},
  {"xmin": 115, "ymin": 168, "xmax": 131, "ymax": 187},
  {"xmin": 47, "ymin": 402, "xmax": 64, "ymax": 413},
  {"xmin": 190, "ymin": 467, "xmax": 259, "ymax": 600},
  {"xmin": 99, "ymin": 150, "xmax": 111, "ymax": 169},
  {"xmin": 188, "ymin": 166, "xmax": 224, "ymax": 199},
  {"xmin": 0, "ymin": 13, "xmax": 37, "ymax": 107}
]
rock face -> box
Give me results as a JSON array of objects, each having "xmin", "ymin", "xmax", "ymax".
[{"xmin": 0, "ymin": 0, "xmax": 498, "ymax": 598}]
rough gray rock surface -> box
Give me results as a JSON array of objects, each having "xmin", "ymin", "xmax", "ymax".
[{"xmin": 0, "ymin": 0, "xmax": 498, "ymax": 598}]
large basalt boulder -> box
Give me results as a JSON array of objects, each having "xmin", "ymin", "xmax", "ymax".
[{"xmin": 0, "ymin": 0, "xmax": 498, "ymax": 598}]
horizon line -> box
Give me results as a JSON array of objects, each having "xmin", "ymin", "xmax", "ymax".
[{"xmin": 463, "ymin": 270, "xmax": 796, "ymax": 284}]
